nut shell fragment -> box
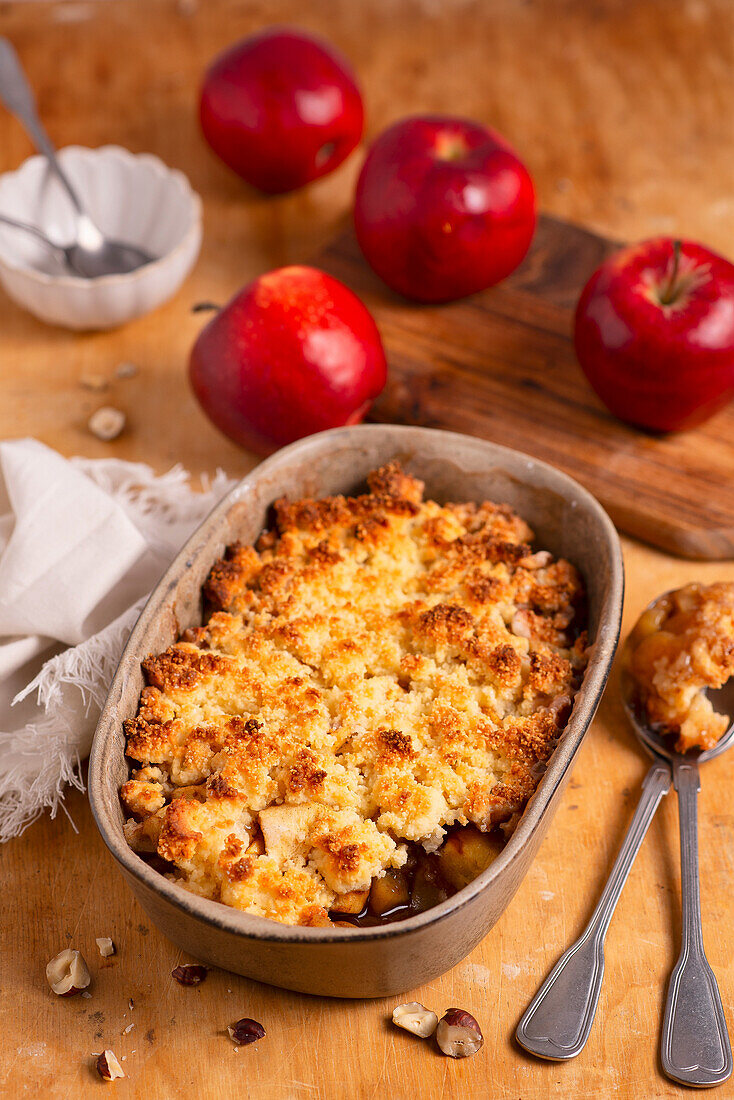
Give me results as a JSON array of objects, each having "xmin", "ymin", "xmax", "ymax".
[
  {"xmin": 227, "ymin": 1018, "xmax": 266, "ymax": 1046},
  {"xmin": 171, "ymin": 963, "xmax": 208, "ymax": 986},
  {"xmin": 80, "ymin": 373, "xmax": 108, "ymax": 392},
  {"xmin": 46, "ymin": 949, "xmax": 91, "ymax": 997},
  {"xmin": 96, "ymin": 1049, "xmax": 125, "ymax": 1081},
  {"xmin": 96, "ymin": 937, "xmax": 116, "ymax": 958},
  {"xmin": 436, "ymin": 1008, "xmax": 484, "ymax": 1058},
  {"xmin": 392, "ymin": 1002, "xmax": 438, "ymax": 1038}
]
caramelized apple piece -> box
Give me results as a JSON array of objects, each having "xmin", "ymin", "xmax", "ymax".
[
  {"xmin": 170, "ymin": 783, "xmax": 207, "ymax": 803},
  {"xmin": 627, "ymin": 600, "xmax": 669, "ymax": 649},
  {"xmin": 410, "ymin": 863, "xmax": 449, "ymax": 913},
  {"xmin": 369, "ymin": 869, "xmax": 410, "ymax": 916},
  {"xmin": 246, "ymin": 827, "xmax": 265, "ymax": 856},
  {"xmin": 331, "ymin": 888, "xmax": 369, "ymax": 915},
  {"xmin": 437, "ymin": 826, "xmax": 503, "ymax": 891}
]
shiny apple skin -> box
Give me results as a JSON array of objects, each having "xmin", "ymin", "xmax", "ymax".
[
  {"xmin": 189, "ymin": 266, "xmax": 387, "ymax": 455},
  {"xmin": 575, "ymin": 238, "xmax": 734, "ymax": 433},
  {"xmin": 199, "ymin": 27, "xmax": 364, "ymax": 194},
  {"xmin": 354, "ymin": 115, "xmax": 536, "ymax": 303}
]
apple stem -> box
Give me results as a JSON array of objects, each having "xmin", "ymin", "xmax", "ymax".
[
  {"xmin": 660, "ymin": 240, "xmax": 682, "ymax": 305},
  {"xmin": 191, "ymin": 301, "xmax": 222, "ymax": 314}
]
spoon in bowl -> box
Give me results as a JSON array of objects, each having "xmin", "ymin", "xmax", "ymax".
[
  {"xmin": 0, "ymin": 38, "xmax": 154, "ymax": 278},
  {"xmin": 518, "ymin": 622, "xmax": 734, "ymax": 1088},
  {"xmin": 0, "ymin": 211, "xmax": 119, "ymax": 276}
]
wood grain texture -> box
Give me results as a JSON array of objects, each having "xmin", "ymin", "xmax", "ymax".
[
  {"xmin": 321, "ymin": 217, "xmax": 734, "ymax": 560},
  {"xmin": 1, "ymin": 2, "xmax": 734, "ymax": 1098}
]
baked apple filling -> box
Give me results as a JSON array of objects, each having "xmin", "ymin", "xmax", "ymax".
[
  {"xmin": 121, "ymin": 462, "xmax": 588, "ymax": 927},
  {"xmin": 625, "ymin": 582, "xmax": 734, "ymax": 753},
  {"xmin": 329, "ymin": 825, "xmax": 505, "ymax": 926}
]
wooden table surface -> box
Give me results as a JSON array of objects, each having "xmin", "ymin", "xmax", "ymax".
[{"xmin": 2, "ymin": 2, "xmax": 734, "ymax": 1097}]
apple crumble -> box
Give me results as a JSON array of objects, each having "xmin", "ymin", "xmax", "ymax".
[
  {"xmin": 626, "ymin": 582, "xmax": 734, "ymax": 753},
  {"xmin": 121, "ymin": 462, "xmax": 589, "ymax": 926}
]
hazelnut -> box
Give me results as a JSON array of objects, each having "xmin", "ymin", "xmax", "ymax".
[
  {"xmin": 80, "ymin": 373, "xmax": 108, "ymax": 392},
  {"xmin": 115, "ymin": 361, "xmax": 138, "ymax": 379},
  {"xmin": 96, "ymin": 1049, "xmax": 125, "ymax": 1081},
  {"xmin": 171, "ymin": 963, "xmax": 208, "ymax": 986},
  {"xmin": 46, "ymin": 949, "xmax": 91, "ymax": 997},
  {"xmin": 436, "ymin": 1008, "xmax": 484, "ymax": 1058},
  {"xmin": 96, "ymin": 937, "xmax": 116, "ymax": 958},
  {"xmin": 227, "ymin": 1018, "xmax": 266, "ymax": 1046},
  {"xmin": 88, "ymin": 406, "xmax": 125, "ymax": 441},
  {"xmin": 392, "ymin": 1002, "xmax": 438, "ymax": 1038}
]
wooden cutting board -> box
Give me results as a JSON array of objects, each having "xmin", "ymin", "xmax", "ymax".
[{"xmin": 320, "ymin": 215, "xmax": 734, "ymax": 561}]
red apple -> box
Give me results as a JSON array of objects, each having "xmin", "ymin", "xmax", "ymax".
[
  {"xmin": 199, "ymin": 27, "xmax": 364, "ymax": 194},
  {"xmin": 354, "ymin": 115, "xmax": 536, "ymax": 303},
  {"xmin": 575, "ymin": 238, "xmax": 734, "ymax": 432},
  {"xmin": 189, "ymin": 266, "xmax": 387, "ymax": 454}
]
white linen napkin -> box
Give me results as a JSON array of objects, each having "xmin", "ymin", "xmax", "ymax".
[{"xmin": 0, "ymin": 439, "xmax": 235, "ymax": 841}]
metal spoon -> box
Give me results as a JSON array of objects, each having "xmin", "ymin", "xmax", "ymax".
[
  {"xmin": 624, "ymin": 675, "xmax": 733, "ymax": 1088},
  {"xmin": 0, "ymin": 38, "xmax": 154, "ymax": 278},
  {"xmin": 518, "ymin": 623, "xmax": 734, "ymax": 1087},
  {"xmin": 0, "ymin": 210, "xmax": 104, "ymax": 274}
]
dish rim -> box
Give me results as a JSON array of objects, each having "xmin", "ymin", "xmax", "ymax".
[{"xmin": 89, "ymin": 424, "xmax": 624, "ymax": 945}]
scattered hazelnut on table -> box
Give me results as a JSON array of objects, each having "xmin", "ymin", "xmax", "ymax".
[
  {"xmin": 392, "ymin": 1002, "xmax": 439, "ymax": 1038},
  {"xmin": 46, "ymin": 948, "xmax": 91, "ymax": 997},
  {"xmin": 96, "ymin": 1049, "xmax": 125, "ymax": 1081},
  {"xmin": 227, "ymin": 1018, "xmax": 266, "ymax": 1046},
  {"xmin": 171, "ymin": 963, "xmax": 208, "ymax": 986},
  {"xmin": 436, "ymin": 1008, "xmax": 484, "ymax": 1058},
  {"xmin": 88, "ymin": 406, "xmax": 125, "ymax": 442},
  {"xmin": 80, "ymin": 374, "xmax": 108, "ymax": 392},
  {"xmin": 115, "ymin": 361, "xmax": 138, "ymax": 380},
  {"xmin": 96, "ymin": 937, "xmax": 116, "ymax": 958}
]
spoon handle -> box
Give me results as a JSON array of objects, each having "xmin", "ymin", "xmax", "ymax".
[
  {"xmin": 516, "ymin": 760, "xmax": 671, "ymax": 1060},
  {"xmin": 661, "ymin": 758, "xmax": 732, "ymax": 1088},
  {"xmin": 0, "ymin": 212, "xmax": 64, "ymax": 252},
  {"xmin": 0, "ymin": 38, "xmax": 85, "ymax": 218}
]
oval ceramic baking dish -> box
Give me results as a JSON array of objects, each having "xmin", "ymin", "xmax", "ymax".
[{"xmin": 89, "ymin": 424, "xmax": 624, "ymax": 998}]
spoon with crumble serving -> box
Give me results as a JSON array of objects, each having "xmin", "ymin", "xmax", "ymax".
[{"xmin": 517, "ymin": 591, "xmax": 734, "ymax": 1088}]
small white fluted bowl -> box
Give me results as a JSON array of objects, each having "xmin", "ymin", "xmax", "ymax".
[{"xmin": 0, "ymin": 145, "xmax": 202, "ymax": 329}]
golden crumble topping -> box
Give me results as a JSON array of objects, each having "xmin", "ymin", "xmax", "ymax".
[
  {"xmin": 626, "ymin": 582, "xmax": 734, "ymax": 753},
  {"xmin": 121, "ymin": 462, "xmax": 589, "ymax": 926}
]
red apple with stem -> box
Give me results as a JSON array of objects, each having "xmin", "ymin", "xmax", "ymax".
[
  {"xmin": 575, "ymin": 238, "xmax": 734, "ymax": 432},
  {"xmin": 199, "ymin": 27, "xmax": 364, "ymax": 194},
  {"xmin": 354, "ymin": 115, "xmax": 536, "ymax": 303},
  {"xmin": 189, "ymin": 266, "xmax": 387, "ymax": 455}
]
